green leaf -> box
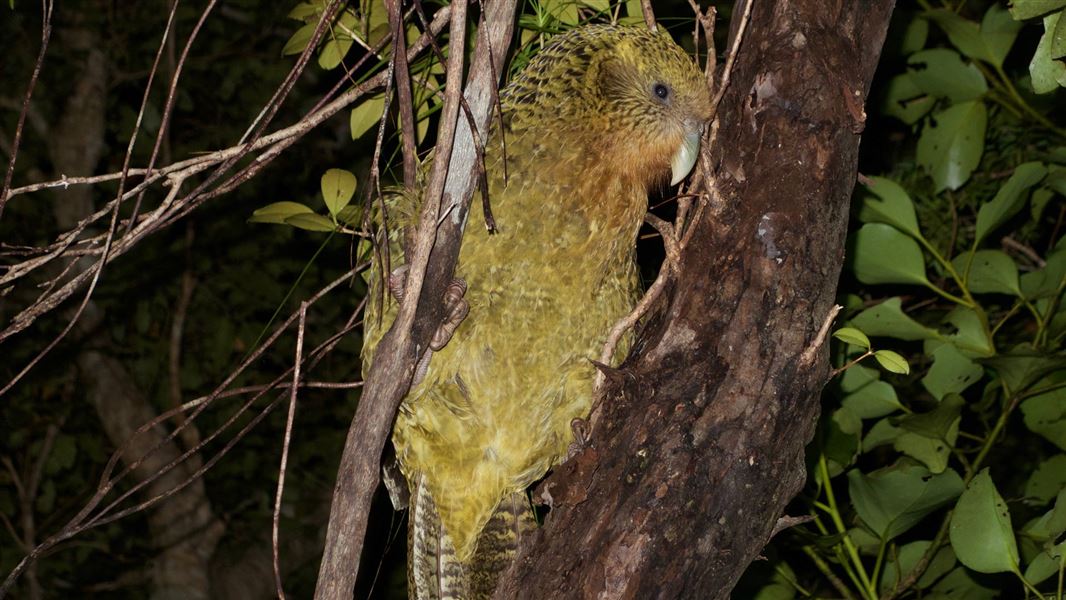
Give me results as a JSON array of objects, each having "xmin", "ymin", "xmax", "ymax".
[
  {"xmin": 1053, "ymin": 8, "xmax": 1066, "ymax": 57},
  {"xmin": 895, "ymin": 430, "xmax": 956, "ymax": 473},
  {"xmin": 944, "ymin": 307, "xmax": 995, "ymax": 358},
  {"xmin": 366, "ymin": 22, "xmax": 390, "ymax": 47},
  {"xmin": 857, "ymin": 177, "xmax": 923, "ymax": 238},
  {"xmin": 863, "ymin": 416, "xmax": 903, "ymax": 451},
  {"xmin": 952, "ymin": 250, "xmax": 1022, "ymax": 296},
  {"xmin": 336, "ymin": 204, "xmax": 364, "ymax": 227},
  {"xmin": 282, "ymin": 22, "xmax": 317, "ymax": 56},
  {"xmin": 1010, "ymin": 0, "xmax": 1066, "ymax": 19},
  {"xmin": 1047, "ymin": 166, "xmax": 1066, "ymax": 196},
  {"xmin": 1028, "ymin": 489, "xmax": 1066, "ymax": 539},
  {"xmin": 899, "ymin": 394, "xmax": 964, "ymax": 439},
  {"xmin": 875, "ymin": 350, "xmax": 910, "ymax": 374},
  {"xmin": 950, "ymin": 469, "xmax": 1021, "ymax": 574},
  {"xmin": 1021, "ymin": 495, "xmax": 1066, "ymax": 584},
  {"xmin": 894, "ymin": 394, "xmax": 963, "ymax": 473},
  {"xmin": 928, "ymin": 566, "xmax": 1000, "ymax": 599},
  {"xmin": 1030, "ymin": 12, "xmax": 1066, "ymax": 93},
  {"xmin": 984, "ymin": 347, "xmax": 1066, "ymax": 394},
  {"xmin": 880, "ymin": 541, "xmax": 957, "ymax": 594},
  {"xmin": 750, "ymin": 562, "xmax": 798, "ymax": 600},
  {"xmin": 851, "ymin": 297, "xmax": 944, "ymax": 341},
  {"xmin": 321, "ymin": 169, "xmax": 357, "ymax": 218},
  {"xmin": 922, "ymin": 343, "xmax": 984, "ymax": 400},
  {"xmin": 842, "ymin": 380, "xmax": 904, "ymax": 419},
  {"xmin": 907, "ymin": 48, "xmax": 988, "ymax": 102},
  {"xmin": 981, "ymin": 4, "xmax": 1025, "ymax": 66},
  {"xmin": 902, "ymin": 13, "xmax": 930, "ymax": 54},
  {"xmin": 285, "ymin": 213, "xmax": 337, "ymax": 232},
  {"xmin": 925, "ymin": 6, "xmax": 1021, "ymax": 67},
  {"xmin": 924, "ymin": 11, "xmax": 987, "ymax": 62},
  {"xmin": 845, "ymin": 527, "xmax": 883, "ymax": 554},
  {"xmin": 1021, "ymin": 247, "xmax": 1066, "ymax": 299},
  {"xmin": 312, "ymin": 9, "xmax": 358, "ymax": 66},
  {"xmin": 825, "ymin": 408, "xmax": 861, "ymax": 474},
  {"xmin": 1033, "ymin": 187, "xmax": 1056, "ymax": 223},
  {"xmin": 975, "ymin": 162, "xmax": 1047, "ymax": 244},
  {"xmin": 319, "ymin": 37, "xmax": 354, "ymax": 70},
  {"xmin": 350, "ymin": 94, "xmax": 386, "ymax": 139},
  {"xmin": 624, "ymin": 0, "xmax": 643, "ymax": 21},
  {"xmin": 366, "ymin": 0, "xmax": 388, "ymax": 32},
  {"xmin": 1024, "ymin": 539, "xmax": 1066, "ymax": 585},
  {"xmin": 833, "ymin": 327, "xmax": 871, "ymax": 349},
  {"xmin": 542, "ymin": 0, "xmax": 579, "ymax": 25},
  {"xmin": 248, "ymin": 201, "xmax": 315, "ymax": 225},
  {"xmin": 881, "ymin": 74, "xmax": 937, "ymax": 124},
  {"xmin": 849, "ymin": 224, "xmax": 930, "ymax": 286},
  {"xmin": 366, "ymin": 0, "xmax": 388, "ymax": 31},
  {"xmin": 1026, "ymin": 454, "xmax": 1066, "ymax": 504},
  {"xmin": 1021, "ymin": 382, "xmax": 1066, "ymax": 451},
  {"xmin": 917, "ymin": 100, "xmax": 987, "ymax": 192},
  {"xmin": 848, "ymin": 463, "xmax": 964, "ymax": 541},
  {"xmin": 840, "ymin": 363, "xmax": 880, "ymax": 393},
  {"xmin": 288, "ymin": 2, "xmax": 321, "ymax": 21}
]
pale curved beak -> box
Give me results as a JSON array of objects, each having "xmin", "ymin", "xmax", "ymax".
[{"xmin": 670, "ymin": 123, "xmax": 704, "ymax": 186}]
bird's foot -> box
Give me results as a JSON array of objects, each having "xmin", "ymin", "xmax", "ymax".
[
  {"xmin": 430, "ymin": 279, "xmax": 469, "ymax": 351},
  {"xmin": 387, "ymin": 265, "xmax": 410, "ymax": 302},
  {"xmin": 394, "ymin": 274, "xmax": 467, "ymax": 387},
  {"xmin": 387, "ymin": 266, "xmax": 469, "ymax": 351},
  {"xmin": 566, "ymin": 417, "xmax": 591, "ymax": 460}
]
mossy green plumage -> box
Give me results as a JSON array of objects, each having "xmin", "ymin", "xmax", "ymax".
[{"xmin": 363, "ymin": 23, "xmax": 711, "ymax": 598}]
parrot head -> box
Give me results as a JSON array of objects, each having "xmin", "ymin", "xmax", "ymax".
[
  {"xmin": 503, "ymin": 24, "xmax": 714, "ymax": 189},
  {"xmin": 588, "ymin": 26, "xmax": 714, "ymax": 186}
]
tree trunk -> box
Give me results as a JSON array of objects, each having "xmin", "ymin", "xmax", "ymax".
[{"xmin": 496, "ymin": 1, "xmax": 894, "ymax": 597}]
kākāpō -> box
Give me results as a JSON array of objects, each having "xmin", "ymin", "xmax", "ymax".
[{"xmin": 363, "ymin": 23, "xmax": 712, "ymax": 599}]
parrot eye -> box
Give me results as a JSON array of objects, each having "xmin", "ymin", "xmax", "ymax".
[{"xmin": 653, "ymin": 83, "xmax": 670, "ymax": 101}]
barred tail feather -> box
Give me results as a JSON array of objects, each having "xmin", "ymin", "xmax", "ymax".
[
  {"xmin": 467, "ymin": 492, "xmax": 538, "ymax": 599},
  {"xmin": 408, "ymin": 474, "xmax": 465, "ymax": 600},
  {"xmin": 408, "ymin": 475, "xmax": 537, "ymax": 600}
]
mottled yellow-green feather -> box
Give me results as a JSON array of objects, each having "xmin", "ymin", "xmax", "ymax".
[{"xmin": 363, "ymin": 23, "xmax": 711, "ymax": 598}]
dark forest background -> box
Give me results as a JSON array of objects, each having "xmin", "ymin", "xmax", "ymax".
[{"xmin": 1, "ymin": 0, "xmax": 1064, "ymax": 598}]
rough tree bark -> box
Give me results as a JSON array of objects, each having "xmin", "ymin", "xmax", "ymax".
[{"xmin": 496, "ymin": 1, "xmax": 894, "ymax": 597}]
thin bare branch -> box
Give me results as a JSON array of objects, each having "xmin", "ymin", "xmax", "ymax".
[
  {"xmin": 0, "ymin": 154, "xmax": 133, "ymax": 396},
  {"xmin": 168, "ymin": 225, "xmax": 199, "ymax": 450},
  {"xmin": 592, "ymin": 214, "xmax": 679, "ymax": 405},
  {"xmin": 710, "ymin": 0, "xmax": 753, "ymax": 116},
  {"xmin": 686, "ymin": 0, "xmax": 716, "ymax": 84},
  {"xmin": 0, "ymin": 0, "xmax": 53, "ymax": 220},
  {"xmin": 640, "ymin": 0, "xmax": 657, "ymax": 30},
  {"xmin": 0, "ymin": 267, "xmax": 365, "ymax": 596},
  {"xmin": 0, "ymin": 7, "xmax": 452, "ymax": 351},
  {"xmin": 1002, "ymin": 236, "xmax": 1047, "ymax": 268},
  {"xmin": 800, "ymin": 304, "xmax": 842, "ymax": 367},
  {"xmin": 121, "ymin": 0, "xmax": 183, "ymax": 235},
  {"xmin": 387, "ymin": 0, "xmax": 419, "ymax": 189},
  {"xmin": 274, "ymin": 301, "xmax": 308, "ymax": 600}
]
